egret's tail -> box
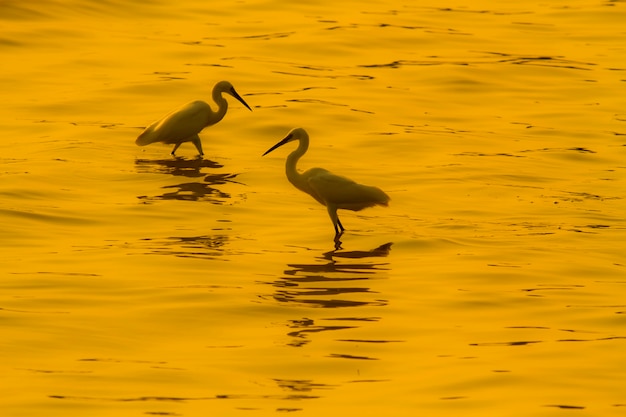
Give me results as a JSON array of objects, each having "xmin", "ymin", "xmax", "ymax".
[{"xmin": 342, "ymin": 185, "xmax": 390, "ymax": 211}]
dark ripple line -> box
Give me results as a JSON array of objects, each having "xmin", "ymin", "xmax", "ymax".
[
  {"xmin": 328, "ymin": 353, "xmax": 378, "ymax": 360},
  {"xmin": 557, "ymin": 336, "xmax": 626, "ymax": 342},
  {"xmin": 471, "ymin": 336, "xmax": 625, "ymax": 347},
  {"xmin": 50, "ymin": 393, "xmax": 319, "ymax": 402},
  {"xmin": 0, "ymin": 307, "xmax": 69, "ymax": 314},
  {"xmin": 361, "ymin": 54, "xmax": 597, "ymax": 71},
  {"xmin": 79, "ymin": 358, "xmax": 167, "ymax": 364},
  {"xmin": 336, "ymin": 339, "xmax": 404, "ymax": 343},
  {"xmin": 544, "ymin": 404, "xmax": 585, "ymax": 410},
  {"xmin": 9, "ymin": 271, "xmax": 101, "ymax": 277},
  {"xmin": 286, "ymin": 98, "xmax": 348, "ymax": 107},
  {"xmin": 431, "ymin": 6, "xmax": 533, "ymax": 15},
  {"xmin": 272, "ymin": 70, "xmax": 374, "ymax": 80},
  {"xmin": 470, "ymin": 340, "xmax": 542, "ymax": 347},
  {"xmin": 360, "ymin": 59, "xmax": 467, "ymax": 68},
  {"xmin": 203, "ymin": 31, "xmax": 295, "ymax": 41}
]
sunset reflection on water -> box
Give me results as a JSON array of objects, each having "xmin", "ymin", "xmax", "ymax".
[{"xmin": 1, "ymin": 0, "xmax": 625, "ymax": 416}]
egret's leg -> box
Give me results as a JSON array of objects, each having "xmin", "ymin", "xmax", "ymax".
[
  {"xmin": 191, "ymin": 135, "xmax": 204, "ymax": 156},
  {"xmin": 327, "ymin": 205, "xmax": 344, "ymax": 236},
  {"xmin": 170, "ymin": 142, "xmax": 182, "ymax": 155}
]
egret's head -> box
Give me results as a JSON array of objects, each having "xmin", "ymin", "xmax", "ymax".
[
  {"xmin": 215, "ymin": 80, "xmax": 252, "ymax": 111},
  {"xmin": 262, "ymin": 128, "xmax": 307, "ymax": 156}
]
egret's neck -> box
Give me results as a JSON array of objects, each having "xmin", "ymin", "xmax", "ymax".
[
  {"xmin": 210, "ymin": 91, "xmax": 229, "ymax": 125},
  {"xmin": 285, "ymin": 137, "xmax": 309, "ymax": 187}
]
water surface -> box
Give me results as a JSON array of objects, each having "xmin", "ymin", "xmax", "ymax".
[{"xmin": 1, "ymin": 0, "xmax": 625, "ymax": 416}]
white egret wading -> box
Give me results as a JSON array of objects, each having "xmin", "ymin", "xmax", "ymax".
[
  {"xmin": 263, "ymin": 127, "xmax": 390, "ymax": 238},
  {"xmin": 136, "ymin": 81, "xmax": 252, "ymax": 156}
]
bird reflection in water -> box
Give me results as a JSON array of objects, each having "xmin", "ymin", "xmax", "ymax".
[
  {"xmin": 135, "ymin": 157, "xmax": 243, "ymax": 203},
  {"xmin": 141, "ymin": 234, "xmax": 229, "ymax": 260},
  {"xmin": 259, "ymin": 243, "xmax": 392, "ymax": 348},
  {"xmin": 135, "ymin": 156, "xmax": 222, "ymax": 177}
]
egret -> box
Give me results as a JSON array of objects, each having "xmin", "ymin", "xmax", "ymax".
[
  {"xmin": 263, "ymin": 127, "xmax": 390, "ymax": 238},
  {"xmin": 136, "ymin": 81, "xmax": 252, "ymax": 156}
]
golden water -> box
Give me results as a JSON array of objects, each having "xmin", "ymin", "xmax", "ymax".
[{"xmin": 1, "ymin": 1, "xmax": 625, "ymax": 416}]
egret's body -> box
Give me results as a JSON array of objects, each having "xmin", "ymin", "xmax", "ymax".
[
  {"xmin": 263, "ymin": 128, "xmax": 390, "ymax": 237},
  {"xmin": 136, "ymin": 81, "xmax": 252, "ymax": 156}
]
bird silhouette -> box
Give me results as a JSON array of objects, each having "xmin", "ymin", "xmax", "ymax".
[
  {"xmin": 263, "ymin": 128, "xmax": 389, "ymax": 239},
  {"xmin": 136, "ymin": 81, "xmax": 252, "ymax": 156}
]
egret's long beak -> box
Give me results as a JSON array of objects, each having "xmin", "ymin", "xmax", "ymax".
[
  {"xmin": 262, "ymin": 134, "xmax": 292, "ymax": 156},
  {"xmin": 230, "ymin": 88, "xmax": 252, "ymax": 111}
]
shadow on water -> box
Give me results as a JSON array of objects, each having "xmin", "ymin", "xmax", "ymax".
[
  {"xmin": 259, "ymin": 243, "xmax": 394, "ymax": 349},
  {"xmin": 135, "ymin": 157, "xmax": 243, "ymax": 203}
]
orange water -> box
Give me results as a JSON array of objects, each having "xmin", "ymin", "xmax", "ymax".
[{"xmin": 1, "ymin": 1, "xmax": 625, "ymax": 416}]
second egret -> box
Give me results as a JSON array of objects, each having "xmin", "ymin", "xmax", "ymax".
[
  {"xmin": 136, "ymin": 80, "xmax": 252, "ymax": 156},
  {"xmin": 263, "ymin": 127, "xmax": 390, "ymax": 238}
]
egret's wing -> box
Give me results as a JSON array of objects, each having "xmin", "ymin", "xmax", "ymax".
[
  {"xmin": 305, "ymin": 170, "xmax": 344, "ymax": 200},
  {"xmin": 137, "ymin": 101, "xmax": 211, "ymax": 145},
  {"xmin": 307, "ymin": 170, "xmax": 389, "ymax": 211}
]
